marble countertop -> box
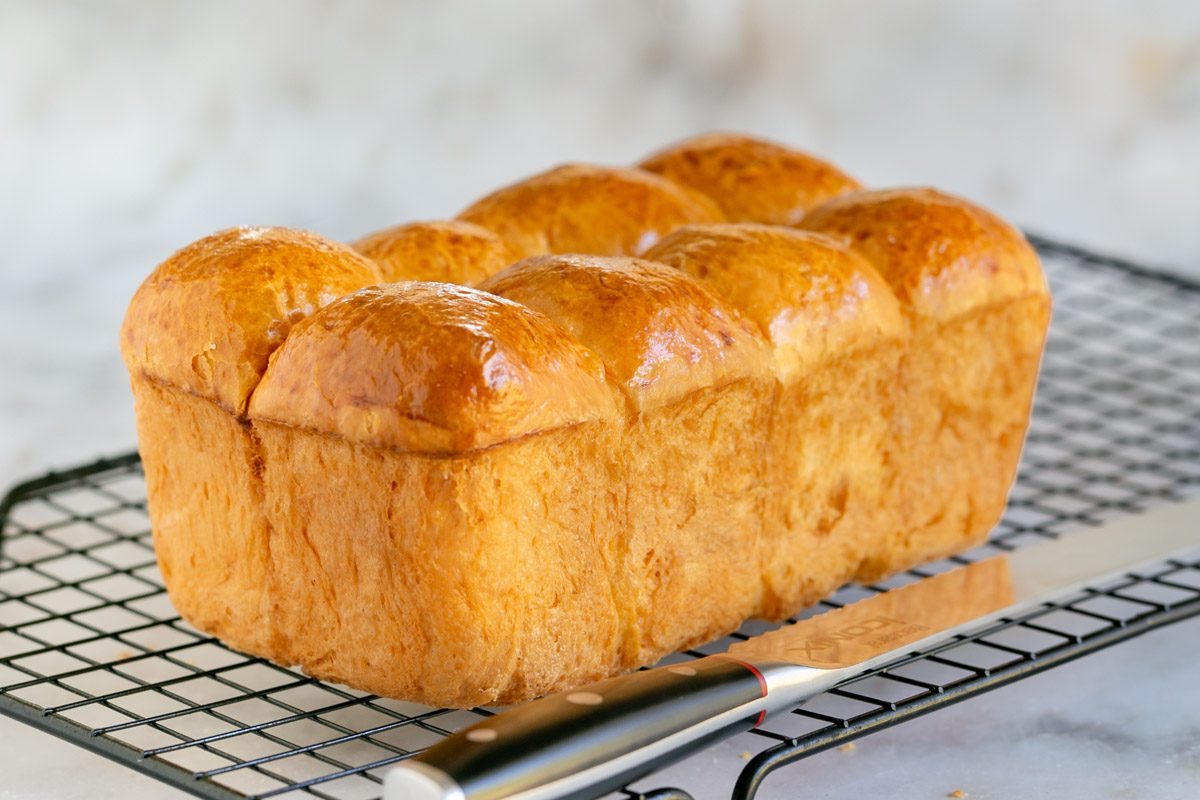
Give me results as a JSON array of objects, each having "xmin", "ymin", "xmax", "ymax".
[{"xmin": 2, "ymin": 1, "xmax": 1198, "ymax": 798}]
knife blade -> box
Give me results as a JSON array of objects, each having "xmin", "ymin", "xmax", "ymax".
[{"xmin": 385, "ymin": 498, "xmax": 1199, "ymax": 800}]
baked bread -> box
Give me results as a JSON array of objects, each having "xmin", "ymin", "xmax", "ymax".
[
  {"xmin": 478, "ymin": 256, "xmax": 774, "ymax": 666},
  {"xmin": 639, "ymin": 133, "xmax": 863, "ymax": 225},
  {"xmin": 248, "ymin": 281, "xmax": 627, "ymax": 702},
  {"xmin": 642, "ymin": 225, "xmax": 904, "ymax": 615},
  {"xmin": 352, "ymin": 220, "xmax": 518, "ymax": 286},
  {"xmin": 457, "ymin": 164, "xmax": 723, "ymax": 258},
  {"xmin": 120, "ymin": 227, "xmax": 382, "ymax": 654},
  {"xmin": 798, "ymin": 188, "xmax": 1051, "ymax": 576},
  {"xmin": 121, "ymin": 136, "xmax": 1050, "ymax": 707}
]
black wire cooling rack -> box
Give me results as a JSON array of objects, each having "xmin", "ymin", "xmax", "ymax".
[{"xmin": 2, "ymin": 236, "xmax": 1199, "ymax": 800}]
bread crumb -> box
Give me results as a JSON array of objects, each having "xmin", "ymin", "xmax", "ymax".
[
  {"xmin": 838, "ymin": 742, "xmax": 856, "ymax": 752},
  {"xmin": 115, "ymin": 650, "xmax": 133, "ymax": 659},
  {"xmin": 740, "ymin": 751, "xmax": 751, "ymax": 760},
  {"xmin": 948, "ymin": 791, "xmax": 966, "ymax": 798}
]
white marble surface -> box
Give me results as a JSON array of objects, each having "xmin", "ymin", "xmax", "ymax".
[{"xmin": 1, "ymin": 1, "xmax": 1199, "ymax": 798}]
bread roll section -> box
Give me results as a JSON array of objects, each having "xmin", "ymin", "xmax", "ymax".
[
  {"xmin": 799, "ymin": 189, "xmax": 1051, "ymax": 577},
  {"xmin": 248, "ymin": 282, "xmax": 620, "ymax": 452},
  {"xmin": 120, "ymin": 227, "xmax": 381, "ymax": 656},
  {"xmin": 481, "ymin": 255, "xmax": 775, "ymax": 664},
  {"xmin": 644, "ymin": 225, "xmax": 905, "ymax": 616},
  {"xmin": 352, "ymin": 220, "xmax": 517, "ymax": 286},
  {"xmin": 640, "ymin": 133, "xmax": 862, "ymax": 225},
  {"xmin": 457, "ymin": 164, "xmax": 723, "ymax": 258},
  {"xmin": 121, "ymin": 136, "xmax": 1050, "ymax": 707},
  {"xmin": 249, "ymin": 283, "xmax": 626, "ymax": 705},
  {"xmin": 121, "ymin": 226, "xmax": 382, "ymax": 415}
]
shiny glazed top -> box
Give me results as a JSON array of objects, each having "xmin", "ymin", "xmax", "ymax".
[
  {"xmin": 799, "ymin": 188, "xmax": 1049, "ymax": 321},
  {"xmin": 120, "ymin": 226, "xmax": 381, "ymax": 415},
  {"xmin": 248, "ymin": 282, "xmax": 621, "ymax": 453},
  {"xmin": 352, "ymin": 220, "xmax": 518, "ymax": 286},
  {"xmin": 122, "ymin": 136, "xmax": 1049, "ymax": 454},
  {"xmin": 640, "ymin": 133, "xmax": 862, "ymax": 226},
  {"xmin": 457, "ymin": 164, "xmax": 724, "ymax": 260},
  {"xmin": 479, "ymin": 254, "xmax": 772, "ymax": 413},
  {"xmin": 644, "ymin": 224, "xmax": 904, "ymax": 383}
]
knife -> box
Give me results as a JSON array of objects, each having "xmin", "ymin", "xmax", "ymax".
[{"xmin": 385, "ymin": 499, "xmax": 1199, "ymax": 800}]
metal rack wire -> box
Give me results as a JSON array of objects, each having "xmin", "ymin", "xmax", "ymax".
[{"xmin": 1, "ymin": 236, "xmax": 1198, "ymax": 800}]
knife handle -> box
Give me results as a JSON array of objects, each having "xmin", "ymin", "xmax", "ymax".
[{"xmin": 385, "ymin": 655, "xmax": 797, "ymax": 800}]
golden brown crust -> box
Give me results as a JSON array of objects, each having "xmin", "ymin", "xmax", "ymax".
[
  {"xmin": 799, "ymin": 188, "xmax": 1048, "ymax": 320},
  {"xmin": 639, "ymin": 133, "xmax": 862, "ymax": 226},
  {"xmin": 643, "ymin": 224, "xmax": 904, "ymax": 382},
  {"xmin": 478, "ymin": 254, "xmax": 772, "ymax": 412},
  {"xmin": 120, "ymin": 227, "xmax": 381, "ymax": 414},
  {"xmin": 352, "ymin": 219, "xmax": 518, "ymax": 286},
  {"xmin": 248, "ymin": 282, "xmax": 622, "ymax": 452},
  {"xmin": 457, "ymin": 164, "xmax": 724, "ymax": 259},
  {"xmin": 123, "ymin": 138, "xmax": 1052, "ymax": 708}
]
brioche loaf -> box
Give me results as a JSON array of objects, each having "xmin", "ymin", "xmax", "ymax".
[{"xmin": 121, "ymin": 134, "xmax": 1050, "ymax": 706}]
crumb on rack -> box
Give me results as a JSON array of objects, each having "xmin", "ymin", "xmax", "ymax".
[
  {"xmin": 838, "ymin": 742, "xmax": 856, "ymax": 752},
  {"xmin": 948, "ymin": 790, "xmax": 966, "ymax": 798},
  {"xmin": 740, "ymin": 751, "xmax": 751, "ymax": 760}
]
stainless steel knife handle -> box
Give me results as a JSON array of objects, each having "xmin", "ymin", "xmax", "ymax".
[{"xmin": 384, "ymin": 655, "xmax": 838, "ymax": 800}]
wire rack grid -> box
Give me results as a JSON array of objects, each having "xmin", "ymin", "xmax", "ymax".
[{"xmin": 1, "ymin": 236, "xmax": 1199, "ymax": 800}]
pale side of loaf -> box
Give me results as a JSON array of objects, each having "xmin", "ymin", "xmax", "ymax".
[
  {"xmin": 120, "ymin": 134, "xmax": 1051, "ymax": 707},
  {"xmin": 643, "ymin": 225, "xmax": 905, "ymax": 616},
  {"xmin": 798, "ymin": 188, "xmax": 1051, "ymax": 577}
]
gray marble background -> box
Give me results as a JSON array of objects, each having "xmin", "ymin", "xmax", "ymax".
[{"xmin": 1, "ymin": 2, "xmax": 1198, "ymax": 798}]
